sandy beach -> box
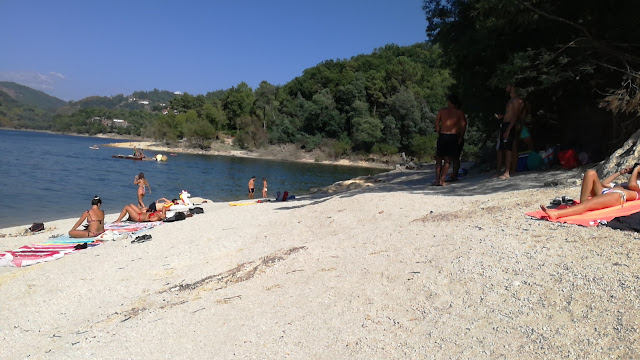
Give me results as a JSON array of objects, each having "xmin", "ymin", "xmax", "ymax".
[{"xmin": 1, "ymin": 166, "xmax": 639, "ymax": 358}]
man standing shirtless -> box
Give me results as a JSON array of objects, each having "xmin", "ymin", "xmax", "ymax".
[
  {"xmin": 434, "ymin": 94, "xmax": 467, "ymax": 186},
  {"xmin": 248, "ymin": 176, "xmax": 256, "ymax": 199},
  {"xmin": 495, "ymin": 84, "xmax": 524, "ymax": 180}
]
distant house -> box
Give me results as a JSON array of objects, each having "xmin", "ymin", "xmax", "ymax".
[
  {"xmin": 174, "ymin": 91, "xmax": 183, "ymax": 95},
  {"xmin": 90, "ymin": 116, "xmax": 104, "ymax": 123},
  {"xmin": 112, "ymin": 119, "xmax": 129, "ymax": 128},
  {"xmin": 138, "ymin": 100, "xmax": 149, "ymax": 105},
  {"xmin": 162, "ymin": 109, "xmax": 169, "ymax": 115}
]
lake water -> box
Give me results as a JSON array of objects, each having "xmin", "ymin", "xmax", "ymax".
[{"xmin": 0, "ymin": 130, "xmax": 385, "ymax": 228}]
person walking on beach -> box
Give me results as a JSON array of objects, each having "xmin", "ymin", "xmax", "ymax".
[
  {"xmin": 134, "ymin": 172, "xmax": 151, "ymax": 208},
  {"xmin": 248, "ymin": 176, "xmax": 256, "ymax": 199},
  {"xmin": 495, "ymin": 84, "xmax": 524, "ymax": 180},
  {"xmin": 262, "ymin": 178, "xmax": 268, "ymax": 198},
  {"xmin": 69, "ymin": 196, "xmax": 105, "ymax": 238},
  {"xmin": 433, "ymin": 94, "xmax": 467, "ymax": 186}
]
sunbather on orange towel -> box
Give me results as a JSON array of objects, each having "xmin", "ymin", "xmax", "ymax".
[{"xmin": 541, "ymin": 167, "xmax": 640, "ymax": 220}]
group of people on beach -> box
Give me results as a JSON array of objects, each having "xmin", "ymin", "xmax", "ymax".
[
  {"xmin": 68, "ymin": 172, "xmax": 177, "ymax": 238},
  {"xmin": 434, "ymin": 83, "xmax": 528, "ymax": 186},
  {"xmin": 434, "ymin": 83, "xmax": 640, "ymax": 220}
]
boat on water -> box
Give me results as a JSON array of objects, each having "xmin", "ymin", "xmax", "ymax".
[
  {"xmin": 112, "ymin": 154, "xmax": 168, "ymax": 162},
  {"xmin": 89, "ymin": 145, "xmax": 99, "ymax": 150},
  {"xmin": 112, "ymin": 155, "xmax": 155, "ymax": 161}
]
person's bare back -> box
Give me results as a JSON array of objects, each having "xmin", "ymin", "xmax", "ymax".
[{"xmin": 436, "ymin": 107, "xmax": 465, "ymax": 135}]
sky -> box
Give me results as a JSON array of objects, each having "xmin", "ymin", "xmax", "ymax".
[{"xmin": 0, "ymin": 0, "xmax": 428, "ymax": 101}]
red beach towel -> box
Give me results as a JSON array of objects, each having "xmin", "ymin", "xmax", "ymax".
[{"xmin": 526, "ymin": 200, "xmax": 640, "ymax": 227}]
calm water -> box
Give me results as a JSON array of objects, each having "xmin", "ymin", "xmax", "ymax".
[{"xmin": 0, "ymin": 130, "xmax": 384, "ymax": 228}]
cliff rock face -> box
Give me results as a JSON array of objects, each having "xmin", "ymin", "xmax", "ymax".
[{"xmin": 595, "ymin": 128, "xmax": 640, "ymax": 177}]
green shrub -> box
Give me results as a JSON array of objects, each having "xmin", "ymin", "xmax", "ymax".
[
  {"xmin": 371, "ymin": 143, "xmax": 398, "ymax": 156},
  {"xmin": 409, "ymin": 134, "xmax": 438, "ymax": 161}
]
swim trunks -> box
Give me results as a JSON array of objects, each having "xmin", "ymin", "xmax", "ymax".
[
  {"xmin": 497, "ymin": 122, "xmax": 516, "ymax": 151},
  {"xmin": 248, "ymin": 188, "xmax": 255, "ymax": 194},
  {"xmin": 436, "ymin": 133, "xmax": 459, "ymax": 158}
]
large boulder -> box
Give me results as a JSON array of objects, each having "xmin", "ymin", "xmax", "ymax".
[{"xmin": 595, "ymin": 128, "xmax": 640, "ymax": 177}]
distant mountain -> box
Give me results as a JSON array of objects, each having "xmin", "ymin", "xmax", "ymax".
[{"xmin": 0, "ymin": 81, "xmax": 67, "ymax": 110}]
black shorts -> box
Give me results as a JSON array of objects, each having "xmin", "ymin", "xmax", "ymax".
[
  {"xmin": 248, "ymin": 188, "xmax": 255, "ymax": 194},
  {"xmin": 149, "ymin": 202, "xmax": 157, "ymax": 212},
  {"xmin": 498, "ymin": 122, "xmax": 516, "ymax": 150},
  {"xmin": 436, "ymin": 133, "xmax": 459, "ymax": 158}
]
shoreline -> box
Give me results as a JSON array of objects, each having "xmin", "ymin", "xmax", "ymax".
[
  {"xmin": 2, "ymin": 128, "xmax": 395, "ymax": 169},
  {"xmin": 101, "ymin": 140, "xmax": 395, "ymax": 169}
]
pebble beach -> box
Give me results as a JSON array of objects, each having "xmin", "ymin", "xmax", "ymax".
[{"xmin": 1, "ymin": 166, "xmax": 639, "ymax": 358}]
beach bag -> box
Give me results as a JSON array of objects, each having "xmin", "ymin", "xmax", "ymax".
[
  {"xmin": 164, "ymin": 212, "xmax": 187, "ymax": 222},
  {"xmin": 190, "ymin": 207, "xmax": 204, "ymax": 214},
  {"xmin": 558, "ymin": 149, "xmax": 578, "ymax": 169},
  {"xmin": 28, "ymin": 223, "xmax": 44, "ymax": 233},
  {"xmin": 275, "ymin": 191, "xmax": 282, "ymax": 201},
  {"xmin": 281, "ymin": 191, "xmax": 289, "ymax": 201}
]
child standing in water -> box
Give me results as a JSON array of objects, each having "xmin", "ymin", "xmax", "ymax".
[
  {"xmin": 262, "ymin": 178, "xmax": 268, "ymax": 198},
  {"xmin": 134, "ymin": 172, "xmax": 151, "ymax": 207}
]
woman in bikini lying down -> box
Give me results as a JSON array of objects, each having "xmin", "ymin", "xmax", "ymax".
[
  {"xmin": 69, "ymin": 195, "xmax": 105, "ymax": 238},
  {"xmin": 540, "ymin": 166, "xmax": 640, "ymax": 220},
  {"xmin": 113, "ymin": 203, "xmax": 167, "ymax": 223}
]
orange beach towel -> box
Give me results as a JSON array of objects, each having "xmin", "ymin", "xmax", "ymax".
[{"xmin": 526, "ymin": 199, "xmax": 640, "ymax": 227}]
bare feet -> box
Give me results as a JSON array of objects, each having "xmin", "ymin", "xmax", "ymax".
[
  {"xmin": 498, "ymin": 173, "xmax": 510, "ymax": 180},
  {"xmin": 540, "ymin": 205, "xmax": 558, "ymax": 220}
]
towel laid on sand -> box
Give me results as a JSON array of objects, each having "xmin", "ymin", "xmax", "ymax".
[
  {"xmin": 0, "ymin": 239, "xmax": 101, "ymax": 267},
  {"xmin": 526, "ymin": 199, "xmax": 640, "ymax": 227},
  {"xmin": 1, "ymin": 222, "xmax": 162, "ymax": 268}
]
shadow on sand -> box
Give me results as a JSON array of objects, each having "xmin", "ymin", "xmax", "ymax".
[{"xmin": 275, "ymin": 163, "xmax": 585, "ymax": 211}]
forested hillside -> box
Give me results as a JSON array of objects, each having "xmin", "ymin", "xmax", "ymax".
[{"xmin": 0, "ymin": 81, "xmax": 67, "ymax": 110}]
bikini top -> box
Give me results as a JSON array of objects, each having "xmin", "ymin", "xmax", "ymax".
[{"xmin": 86, "ymin": 210, "xmax": 103, "ymax": 224}]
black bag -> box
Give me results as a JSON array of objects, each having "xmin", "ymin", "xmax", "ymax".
[
  {"xmin": 28, "ymin": 223, "xmax": 45, "ymax": 232},
  {"xmin": 190, "ymin": 207, "xmax": 204, "ymax": 214},
  {"xmin": 164, "ymin": 212, "xmax": 187, "ymax": 222}
]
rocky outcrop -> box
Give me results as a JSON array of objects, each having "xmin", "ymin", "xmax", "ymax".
[{"xmin": 595, "ymin": 128, "xmax": 640, "ymax": 176}]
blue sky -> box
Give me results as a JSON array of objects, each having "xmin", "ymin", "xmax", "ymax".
[{"xmin": 0, "ymin": 1, "xmax": 427, "ymax": 101}]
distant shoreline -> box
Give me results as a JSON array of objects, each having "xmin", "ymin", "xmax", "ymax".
[{"xmin": 2, "ymin": 128, "xmax": 395, "ymax": 169}]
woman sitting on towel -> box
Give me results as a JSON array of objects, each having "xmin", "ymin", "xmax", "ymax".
[
  {"xmin": 114, "ymin": 203, "xmax": 168, "ymax": 223},
  {"xmin": 69, "ymin": 195, "xmax": 105, "ymax": 238},
  {"xmin": 541, "ymin": 167, "xmax": 640, "ymax": 220}
]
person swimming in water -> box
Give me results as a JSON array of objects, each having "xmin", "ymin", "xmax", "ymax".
[
  {"xmin": 134, "ymin": 172, "xmax": 151, "ymax": 207},
  {"xmin": 69, "ymin": 195, "xmax": 105, "ymax": 238}
]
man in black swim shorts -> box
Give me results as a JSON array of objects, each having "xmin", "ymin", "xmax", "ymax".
[
  {"xmin": 248, "ymin": 176, "xmax": 256, "ymax": 199},
  {"xmin": 494, "ymin": 84, "xmax": 524, "ymax": 180},
  {"xmin": 434, "ymin": 94, "xmax": 467, "ymax": 186}
]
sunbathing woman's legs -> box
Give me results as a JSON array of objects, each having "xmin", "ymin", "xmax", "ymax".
[
  {"xmin": 540, "ymin": 190, "xmax": 634, "ymax": 220},
  {"xmin": 579, "ymin": 169, "xmax": 605, "ymax": 202},
  {"xmin": 114, "ymin": 204, "xmax": 146, "ymax": 223}
]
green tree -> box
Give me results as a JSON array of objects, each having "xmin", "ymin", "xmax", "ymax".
[{"xmin": 223, "ymin": 82, "xmax": 255, "ymax": 130}]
